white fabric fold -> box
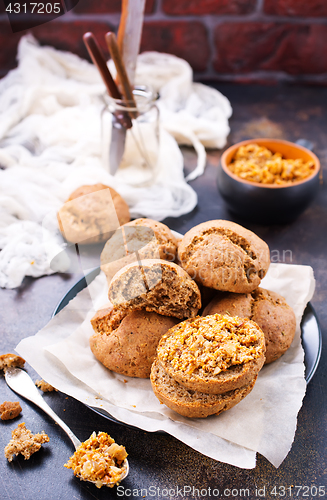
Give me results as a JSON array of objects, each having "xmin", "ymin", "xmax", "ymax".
[{"xmin": 0, "ymin": 36, "xmax": 231, "ymax": 289}]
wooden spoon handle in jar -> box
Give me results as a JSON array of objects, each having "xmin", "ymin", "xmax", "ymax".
[
  {"xmin": 83, "ymin": 32, "xmax": 132, "ymax": 129},
  {"xmin": 105, "ymin": 32, "xmax": 138, "ymax": 119}
]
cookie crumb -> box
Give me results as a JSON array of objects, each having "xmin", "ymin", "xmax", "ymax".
[
  {"xmin": 4, "ymin": 422, "xmax": 49, "ymax": 462},
  {"xmin": 0, "ymin": 401, "xmax": 22, "ymax": 420},
  {"xmin": 0, "ymin": 354, "xmax": 25, "ymax": 372},
  {"xmin": 35, "ymin": 379, "xmax": 57, "ymax": 392}
]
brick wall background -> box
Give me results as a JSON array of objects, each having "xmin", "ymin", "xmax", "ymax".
[{"xmin": 1, "ymin": 0, "xmax": 327, "ymax": 83}]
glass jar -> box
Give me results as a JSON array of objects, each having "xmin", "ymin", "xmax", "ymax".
[{"xmin": 102, "ymin": 85, "xmax": 160, "ymax": 187}]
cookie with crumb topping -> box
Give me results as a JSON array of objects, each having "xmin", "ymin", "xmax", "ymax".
[
  {"xmin": 203, "ymin": 287, "xmax": 296, "ymax": 364},
  {"xmin": 177, "ymin": 220, "xmax": 270, "ymax": 293},
  {"xmin": 157, "ymin": 314, "xmax": 265, "ymax": 394}
]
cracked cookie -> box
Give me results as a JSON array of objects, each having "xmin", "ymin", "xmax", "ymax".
[
  {"xmin": 177, "ymin": 220, "xmax": 270, "ymax": 293},
  {"xmin": 108, "ymin": 259, "xmax": 201, "ymax": 320}
]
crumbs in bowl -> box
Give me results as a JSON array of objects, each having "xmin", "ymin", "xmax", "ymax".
[
  {"xmin": 4, "ymin": 422, "xmax": 49, "ymax": 461},
  {"xmin": 64, "ymin": 431, "xmax": 128, "ymax": 488},
  {"xmin": 228, "ymin": 143, "xmax": 315, "ymax": 185}
]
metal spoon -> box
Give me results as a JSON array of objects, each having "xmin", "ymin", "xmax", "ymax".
[{"xmin": 4, "ymin": 367, "xmax": 129, "ymax": 487}]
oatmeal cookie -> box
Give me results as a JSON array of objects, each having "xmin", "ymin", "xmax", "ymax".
[
  {"xmin": 178, "ymin": 220, "xmax": 270, "ymax": 293},
  {"xmin": 57, "ymin": 183, "xmax": 130, "ymax": 244},
  {"xmin": 90, "ymin": 308, "xmax": 179, "ymax": 378},
  {"xmin": 100, "ymin": 218, "xmax": 178, "ymax": 285},
  {"xmin": 108, "ymin": 259, "xmax": 201, "ymax": 320}
]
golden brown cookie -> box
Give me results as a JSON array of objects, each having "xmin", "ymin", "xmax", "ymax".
[
  {"xmin": 100, "ymin": 218, "xmax": 178, "ymax": 285},
  {"xmin": 57, "ymin": 184, "xmax": 130, "ymax": 244},
  {"xmin": 108, "ymin": 259, "xmax": 201, "ymax": 320},
  {"xmin": 151, "ymin": 359, "xmax": 257, "ymax": 418},
  {"xmin": 178, "ymin": 220, "xmax": 270, "ymax": 293},
  {"xmin": 203, "ymin": 287, "xmax": 296, "ymax": 364},
  {"xmin": 90, "ymin": 308, "xmax": 179, "ymax": 378},
  {"xmin": 157, "ymin": 314, "xmax": 265, "ymax": 394}
]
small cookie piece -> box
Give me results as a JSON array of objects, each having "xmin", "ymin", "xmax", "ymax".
[
  {"xmin": 157, "ymin": 314, "xmax": 265, "ymax": 394},
  {"xmin": 203, "ymin": 287, "xmax": 296, "ymax": 364},
  {"xmin": 90, "ymin": 309, "xmax": 179, "ymax": 378},
  {"xmin": 4, "ymin": 422, "xmax": 49, "ymax": 462},
  {"xmin": 57, "ymin": 184, "xmax": 130, "ymax": 244},
  {"xmin": 0, "ymin": 401, "xmax": 22, "ymax": 420},
  {"xmin": 108, "ymin": 259, "xmax": 201, "ymax": 320},
  {"xmin": 35, "ymin": 380, "xmax": 57, "ymax": 392},
  {"xmin": 178, "ymin": 220, "xmax": 270, "ymax": 293},
  {"xmin": 0, "ymin": 354, "xmax": 25, "ymax": 372},
  {"xmin": 151, "ymin": 359, "xmax": 257, "ymax": 418},
  {"xmin": 100, "ymin": 218, "xmax": 178, "ymax": 285}
]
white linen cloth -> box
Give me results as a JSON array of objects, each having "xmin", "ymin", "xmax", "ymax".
[
  {"xmin": 0, "ymin": 35, "xmax": 232, "ymax": 289},
  {"xmin": 16, "ymin": 263, "xmax": 315, "ymax": 469}
]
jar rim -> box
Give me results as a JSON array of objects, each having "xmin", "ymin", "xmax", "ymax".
[{"xmin": 103, "ymin": 84, "xmax": 158, "ymax": 112}]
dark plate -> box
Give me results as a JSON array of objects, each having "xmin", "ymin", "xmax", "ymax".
[{"xmin": 53, "ymin": 267, "xmax": 322, "ymax": 423}]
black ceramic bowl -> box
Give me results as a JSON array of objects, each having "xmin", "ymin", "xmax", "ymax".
[{"xmin": 217, "ymin": 138, "xmax": 320, "ymax": 224}]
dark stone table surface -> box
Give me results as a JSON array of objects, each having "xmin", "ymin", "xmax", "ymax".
[{"xmin": 0, "ymin": 84, "xmax": 326, "ymax": 500}]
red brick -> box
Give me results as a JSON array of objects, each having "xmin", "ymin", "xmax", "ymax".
[
  {"xmin": 141, "ymin": 21, "xmax": 210, "ymax": 72},
  {"xmin": 163, "ymin": 0, "xmax": 256, "ymax": 15},
  {"xmin": 213, "ymin": 22, "xmax": 327, "ymax": 75},
  {"xmin": 74, "ymin": 0, "xmax": 155, "ymax": 14},
  {"xmin": 264, "ymin": 0, "xmax": 327, "ymax": 17},
  {"xmin": 0, "ymin": 19, "xmax": 115, "ymax": 76},
  {"xmin": 0, "ymin": 22, "xmax": 21, "ymax": 75}
]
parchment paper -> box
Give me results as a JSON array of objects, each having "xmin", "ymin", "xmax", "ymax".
[{"xmin": 16, "ymin": 263, "xmax": 315, "ymax": 469}]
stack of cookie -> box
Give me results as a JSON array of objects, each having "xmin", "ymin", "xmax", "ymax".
[
  {"xmin": 89, "ymin": 218, "xmax": 296, "ymax": 418},
  {"xmin": 150, "ymin": 314, "xmax": 265, "ymax": 418}
]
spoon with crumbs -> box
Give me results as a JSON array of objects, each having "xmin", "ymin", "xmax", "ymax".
[{"xmin": 5, "ymin": 367, "xmax": 129, "ymax": 488}]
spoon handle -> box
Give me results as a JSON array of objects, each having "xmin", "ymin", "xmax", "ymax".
[{"xmin": 5, "ymin": 368, "xmax": 81, "ymax": 450}]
